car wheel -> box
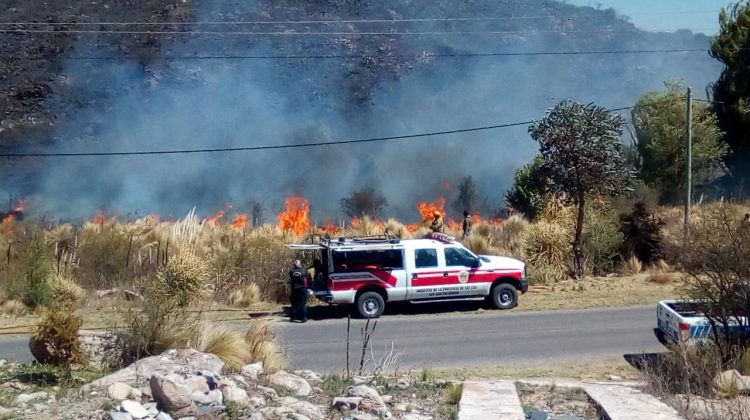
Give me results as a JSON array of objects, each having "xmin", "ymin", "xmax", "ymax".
[
  {"xmin": 356, "ymin": 291, "xmax": 385, "ymax": 318},
  {"xmin": 489, "ymin": 284, "xmax": 518, "ymax": 310}
]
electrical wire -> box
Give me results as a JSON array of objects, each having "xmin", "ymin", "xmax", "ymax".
[{"xmin": 0, "ymin": 106, "xmax": 636, "ymax": 158}]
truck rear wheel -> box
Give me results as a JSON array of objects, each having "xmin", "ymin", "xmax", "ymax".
[
  {"xmin": 489, "ymin": 284, "xmax": 518, "ymax": 310},
  {"xmin": 356, "ymin": 291, "xmax": 385, "ymax": 318}
]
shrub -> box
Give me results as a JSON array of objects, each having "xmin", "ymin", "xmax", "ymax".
[
  {"xmin": 641, "ymin": 343, "xmax": 722, "ymax": 399},
  {"xmin": 196, "ymin": 325, "xmax": 250, "ymax": 373},
  {"xmin": 619, "ymin": 201, "xmax": 664, "ymax": 265},
  {"xmin": 524, "ymin": 220, "xmax": 571, "ymax": 282},
  {"xmin": 77, "ymin": 222, "xmax": 133, "ymax": 289},
  {"xmin": 622, "ymin": 255, "xmax": 643, "ymax": 275},
  {"xmin": 30, "ymin": 303, "xmax": 86, "ymax": 367},
  {"xmin": 228, "ymin": 283, "xmax": 261, "ymax": 308},
  {"xmin": 490, "ymin": 215, "xmax": 529, "ymax": 259},
  {"xmin": 647, "ymin": 272, "xmax": 673, "ymax": 285},
  {"xmin": 465, "ymin": 235, "xmax": 499, "ymax": 256},
  {"xmin": 0, "ymin": 299, "xmax": 28, "ymax": 317},
  {"xmin": 244, "ymin": 319, "xmax": 283, "ymax": 372},
  {"xmin": 582, "ymin": 204, "xmax": 624, "ymax": 275},
  {"xmin": 48, "ymin": 273, "xmax": 86, "ymax": 305},
  {"xmin": 156, "ymin": 250, "xmax": 209, "ymax": 307}
]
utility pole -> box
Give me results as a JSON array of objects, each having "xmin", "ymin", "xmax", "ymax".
[{"xmin": 684, "ymin": 86, "xmax": 693, "ymax": 238}]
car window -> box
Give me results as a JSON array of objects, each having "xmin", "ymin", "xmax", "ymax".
[
  {"xmin": 332, "ymin": 249, "xmax": 404, "ymax": 271},
  {"xmin": 414, "ymin": 248, "xmax": 438, "ymax": 268},
  {"xmin": 444, "ymin": 247, "xmax": 477, "ymax": 267}
]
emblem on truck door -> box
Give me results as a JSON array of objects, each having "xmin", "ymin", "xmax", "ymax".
[{"xmin": 458, "ymin": 271, "xmax": 469, "ymax": 284}]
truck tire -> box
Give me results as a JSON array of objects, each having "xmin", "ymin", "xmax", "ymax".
[
  {"xmin": 489, "ymin": 284, "xmax": 518, "ymax": 310},
  {"xmin": 356, "ymin": 291, "xmax": 385, "ymax": 318}
]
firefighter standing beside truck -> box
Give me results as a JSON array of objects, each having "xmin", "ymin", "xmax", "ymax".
[{"xmin": 288, "ymin": 259, "xmax": 309, "ymax": 323}]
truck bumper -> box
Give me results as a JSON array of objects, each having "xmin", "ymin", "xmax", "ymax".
[{"xmin": 519, "ymin": 278, "xmax": 529, "ymax": 294}]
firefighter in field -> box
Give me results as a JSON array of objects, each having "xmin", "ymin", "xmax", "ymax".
[
  {"xmin": 461, "ymin": 210, "xmax": 473, "ymax": 240},
  {"xmin": 288, "ymin": 259, "xmax": 309, "ymax": 323},
  {"xmin": 430, "ymin": 211, "xmax": 444, "ymax": 233}
]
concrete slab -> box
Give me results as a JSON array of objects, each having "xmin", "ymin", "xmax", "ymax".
[
  {"xmin": 582, "ymin": 383, "xmax": 685, "ymax": 420},
  {"xmin": 458, "ymin": 380, "xmax": 525, "ymax": 420}
]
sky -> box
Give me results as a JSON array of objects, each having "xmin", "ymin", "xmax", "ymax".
[{"xmin": 566, "ymin": 0, "xmax": 735, "ymax": 34}]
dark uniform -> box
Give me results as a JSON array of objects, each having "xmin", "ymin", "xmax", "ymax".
[
  {"xmin": 289, "ymin": 263, "xmax": 309, "ymax": 322},
  {"xmin": 430, "ymin": 214, "xmax": 444, "ymax": 233},
  {"xmin": 462, "ymin": 212, "xmax": 473, "ymax": 239}
]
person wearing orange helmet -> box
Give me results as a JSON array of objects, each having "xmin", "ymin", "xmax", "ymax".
[{"xmin": 430, "ymin": 211, "xmax": 444, "ymax": 233}]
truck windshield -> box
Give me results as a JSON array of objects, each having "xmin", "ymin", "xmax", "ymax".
[
  {"xmin": 332, "ymin": 249, "xmax": 404, "ymax": 271},
  {"xmin": 444, "ymin": 247, "xmax": 477, "ymax": 267}
]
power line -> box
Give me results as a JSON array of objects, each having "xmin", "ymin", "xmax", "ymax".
[
  {"xmin": 5, "ymin": 48, "xmax": 708, "ymax": 61},
  {"xmin": 0, "ymin": 106, "xmax": 636, "ymax": 158},
  {"xmin": 0, "ymin": 28, "xmax": 715, "ymax": 36},
  {"xmin": 0, "ymin": 10, "xmax": 719, "ymax": 26}
]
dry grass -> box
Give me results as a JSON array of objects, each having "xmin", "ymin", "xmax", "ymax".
[
  {"xmin": 465, "ymin": 235, "xmax": 500, "ymax": 256},
  {"xmin": 244, "ymin": 318, "xmax": 283, "ymax": 372},
  {"xmin": 622, "ymin": 256, "xmax": 643, "ymax": 275},
  {"xmin": 439, "ymin": 357, "xmax": 640, "ymax": 381},
  {"xmin": 524, "ymin": 221, "xmax": 571, "ymax": 284},
  {"xmin": 228, "ymin": 283, "xmax": 261, "ymax": 308},
  {"xmin": 651, "ymin": 259, "xmax": 672, "ymax": 273},
  {"xmin": 196, "ymin": 325, "xmax": 250, "ymax": 373},
  {"xmin": 0, "ymin": 299, "xmax": 29, "ymax": 317},
  {"xmin": 647, "ymin": 272, "xmax": 675, "ymax": 285}
]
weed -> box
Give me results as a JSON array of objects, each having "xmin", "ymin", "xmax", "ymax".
[
  {"xmin": 30, "ymin": 303, "xmax": 86, "ymax": 367},
  {"xmin": 195, "ymin": 325, "xmax": 249, "ymax": 373},
  {"xmin": 420, "ymin": 368, "xmax": 433, "ymax": 383},
  {"xmin": 444, "ymin": 383, "xmax": 463, "ymax": 405},
  {"xmin": 321, "ymin": 374, "xmax": 350, "ymax": 397},
  {"xmin": 647, "ymin": 272, "xmax": 673, "ymax": 285},
  {"xmin": 225, "ymin": 400, "xmax": 240, "ymax": 419},
  {"xmin": 622, "ymin": 255, "xmax": 643, "ymax": 275},
  {"xmin": 244, "ymin": 318, "xmax": 283, "ymax": 372},
  {"xmin": 0, "ymin": 299, "xmax": 28, "ymax": 317},
  {"xmin": 48, "ymin": 272, "xmax": 86, "ymax": 305},
  {"xmin": 228, "ymin": 283, "xmax": 261, "ymax": 308}
]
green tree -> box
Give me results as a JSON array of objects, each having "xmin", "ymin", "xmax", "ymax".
[
  {"xmin": 504, "ymin": 155, "xmax": 549, "ymax": 220},
  {"xmin": 710, "ymin": 1, "xmax": 750, "ymax": 195},
  {"xmin": 529, "ymin": 101, "xmax": 631, "ymax": 279},
  {"xmin": 453, "ymin": 176, "xmax": 478, "ymax": 214},
  {"xmin": 632, "ymin": 83, "xmax": 727, "ymax": 203}
]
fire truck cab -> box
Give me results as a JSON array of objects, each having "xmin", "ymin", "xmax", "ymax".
[{"xmin": 288, "ymin": 233, "xmax": 528, "ymax": 318}]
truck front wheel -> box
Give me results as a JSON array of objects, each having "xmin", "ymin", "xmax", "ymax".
[
  {"xmin": 356, "ymin": 291, "xmax": 385, "ymax": 318},
  {"xmin": 489, "ymin": 284, "xmax": 518, "ymax": 310}
]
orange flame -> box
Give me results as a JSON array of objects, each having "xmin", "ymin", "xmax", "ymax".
[
  {"xmin": 207, "ymin": 203, "xmax": 232, "ymax": 223},
  {"xmin": 92, "ymin": 211, "xmax": 107, "ymax": 226},
  {"xmin": 446, "ymin": 219, "xmax": 461, "ymax": 232},
  {"xmin": 2, "ymin": 198, "xmax": 28, "ymax": 226},
  {"xmin": 147, "ymin": 214, "xmax": 160, "ymax": 223},
  {"xmin": 231, "ymin": 213, "xmax": 248, "ymax": 230},
  {"xmin": 417, "ymin": 198, "xmax": 446, "ymax": 222},
  {"xmin": 351, "ymin": 217, "xmax": 361, "ymax": 228},
  {"xmin": 277, "ymin": 196, "xmax": 310, "ymax": 236},
  {"xmin": 321, "ymin": 219, "xmax": 340, "ymax": 235},
  {"xmin": 405, "ymin": 224, "xmax": 419, "ymax": 233}
]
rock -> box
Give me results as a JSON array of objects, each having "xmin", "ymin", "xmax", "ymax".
[
  {"xmin": 79, "ymin": 330, "xmax": 127, "ymax": 369},
  {"xmin": 13, "ymin": 391, "xmax": 48, "ymax": 406},
  {"xmin": 221, "ymin": 387, "xmax": 250, "ymax": 407},
  {"xmin": 607, "ymin": 374, "xmax": 623, "ymax": 381},
  {"xmin": 215, "ymin": 378, "xmax": 236, "ymax": 390},
  {"xmin": 261, "ymin": 406, "xmax": 294, "ymax": 418},
  {"xmin": 191, "ymin": 390, "xmax": 223, "ymax": 406},
  {"xmin": 241, "ymin": 363, "xmax": 264, "ymax": 380},
  {"xmin": 140, "ymin": 386, "xmax": 153, "ymax": 399},
  {"xmin": 351, "ymin": 414, "xmax": 379, "ymax": 420},
  {"xmin": 256, "ymin": 385, "xmax": 278, "ymax": 399},
  {"xmin": 392, "ymin": 403, "xmax": 408, "ymax": 412},
  {"xmin": 282, "ymin": 414, "xmax": 310, "ymax": 420},
  {"xmin": 123, "ymin": 289, "xmax": 143, "ymax": 301},
  {"xmin": 143, "ymin": 402, "xmax": 157, "ymax": 411},
  {"xmin": 352, "ymin": 376, "xmax": 373, "ymax": 385},
  {"xmin": 381, "ymin": 395, "xmax": 393, "ymax": 403},
  {"xmin": 96, "ymin": 288, "xmax": 121, "ymax": 298},
  {"xmin": 109, "ymin": 411, "xmax": 134, "ymax": 420},
  {"xmin": 121, "ymin": 399, "xmax": 149, "ymax": 419},
  {"xmin": 347, "ymin": 385, "xmax": 390, "ymax": 417},
  {"xmin": 248, "ymin": 413, "xmax": 265, "ymax": 420},
  {"xmin": 0, "ymin": 406, "xmax": 12, "ymax": 416},
  {"xmin": 31, "ymin": 403, "xmax": 47, "ymax": 411},
  {"xmin": 146, "ymin": 405, "xmax": 159, "ymax": 417},
  {"xmin": 401, "ymin": 415, "xmax": 432, "ymax": 420},
  {"xmin": 268, "ymin": 371, "xmax": 311, "ymax": 397},
  {"xmin": 108, "ymin": 383, "xmax": 134, "ymax": 401},
  {"xmin": 0, "ymin": 360, "xmax": 6, "ymax": 368},
  {"xmin": 332, "ymin": 397, "xmax": 362, "ymax": 410},
  {"xmin": 293, "ymin": 370, "xmax": 322, "ymax": 384},
  {"xmin": 289, "ymin": 400, "xmax": 324, "ymax": 420},
  {"xmin": 232, "ymin": 375, "xmax": 248, "ymax": 386},
  {"xmin": 714, "ymin": 370, "xmax": 750, "ymax": 394},
  {"xmin": 92, "ymin": 349, "xmax": 225, "ymax": 389},
  {"xmin": 129, "ymin": 387, "xmax": 143, "ymax": 401},
  {"xmin": 185, "ymin": 376, "xmax": 210, "ymax": 394},
  {"xmin": 150, "ymin": 374, "xmax": 194, "ymax": 412},
  {"xmin": 155, "ymin": 412, "xmax": 173, "ymax": 420},
  {"xmin": 248, "ymin": 395, "xmax": 266, "ymax": 410}
]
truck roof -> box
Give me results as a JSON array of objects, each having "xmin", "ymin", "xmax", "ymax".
[{"xmin": 286, "ymin": 233, "xmax": 459, "ymax": 251}]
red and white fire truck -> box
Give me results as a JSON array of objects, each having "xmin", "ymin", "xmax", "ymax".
[{"xmin": 288, "ymin": 233, "xmax": 528, "ymax": 318}]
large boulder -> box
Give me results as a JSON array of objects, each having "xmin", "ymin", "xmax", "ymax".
[
  {"xmin": 91, "ymin": 349, "xmax": 224, "ymax": 389},
  {"xmin": 347, "ymin": 385, "xmax": 390, "ymax": 417},
  {"xmin": 107, "ymin": 382, "xmax": 134, "ymax": 401},
  {"xmin": 268, "ymin": 371, "xmax": 311, "ymax": 397},
  {"xmin": 714, "ymin": 370, "xmax": 750, "ymax": 394},
  {"xmin": 149, "ymin": 374, "xmax": 195, "ymax": 413}
]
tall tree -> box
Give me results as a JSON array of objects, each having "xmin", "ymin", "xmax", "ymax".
[
  {"xmin": 529, "ymin": 101, "xmax": 631, "ymax": 279},
  {"xmin": 632, "ymin": 83, "xmax": 727, "ymax": 203},
  {"xmin": 453, "ymin": 176, "xmax": 478, "ymax": 215},
  {"xmin": 340, "ymin": 186, "xmax": 387, "ymax": 219},
  {"xmin": 504, "ymin": 155, "xmax": 549, "ymax": 220},
  {"xmin": 710, "ymin": 2, "xmax": 750, "ymax": 195}
]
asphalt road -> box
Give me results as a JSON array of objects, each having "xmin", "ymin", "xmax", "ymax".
[{"xmin": 0, "ymin": 305, "xmax": 664, "ymax": 373}]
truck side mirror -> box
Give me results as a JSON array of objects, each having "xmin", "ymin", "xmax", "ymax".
[{"xmin": 471, "ymin": 258, "xmax": 481, "ymax": 268}]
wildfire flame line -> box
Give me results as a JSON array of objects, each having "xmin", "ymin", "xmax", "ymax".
[{"xmin": 277, "ymin": 196, "xmax": 310, "ymax": 236}]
